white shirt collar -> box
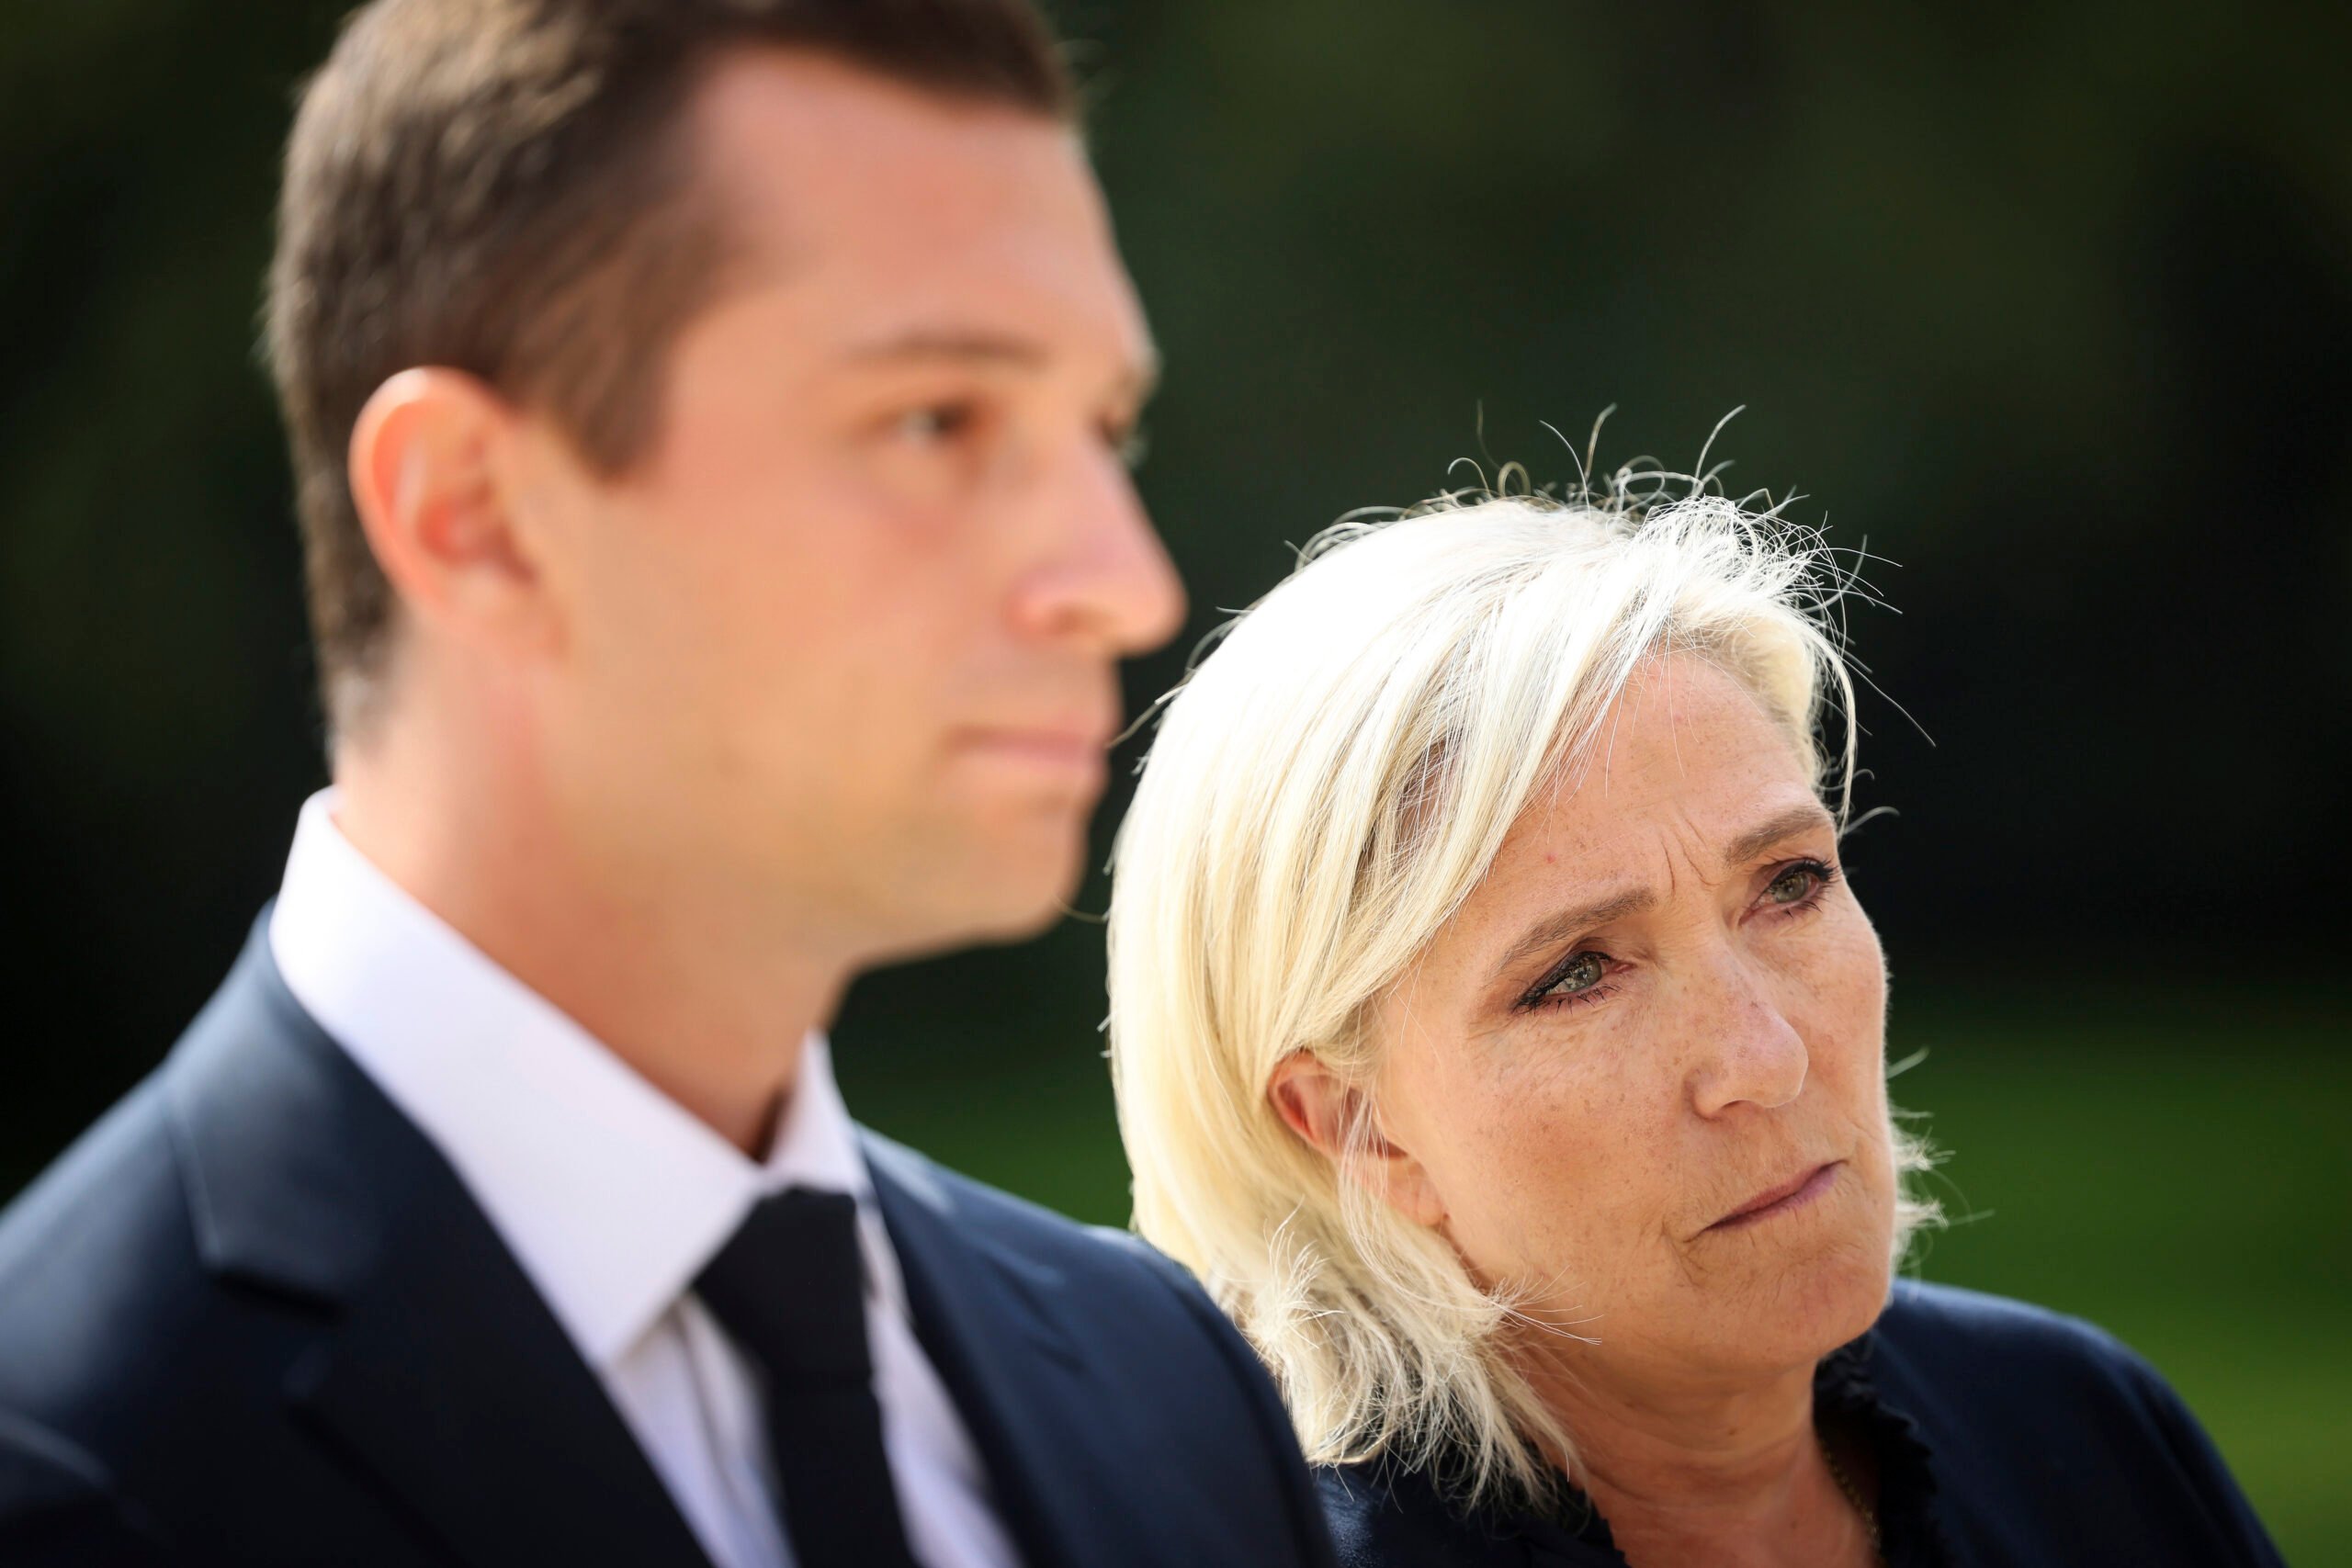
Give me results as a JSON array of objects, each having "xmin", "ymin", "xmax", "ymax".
[{"xmin": 268, "ymin": 788, "xmax": 888, "ymax": 1368}]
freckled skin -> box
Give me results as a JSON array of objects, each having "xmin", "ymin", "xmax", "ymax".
[{"xmin": 1372, "ymin": 656, "xmax": 1898, "ymax": 1398}]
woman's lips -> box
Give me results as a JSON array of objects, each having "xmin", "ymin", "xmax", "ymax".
[{"xmin": 1704, "ymin": 1160, "xmax": 1842, "ymax": 1234}]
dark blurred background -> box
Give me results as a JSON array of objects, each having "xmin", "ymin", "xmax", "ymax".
[{"xmin": 5, "ymin": 1, "xmax": 2347, "ymax": 1555}]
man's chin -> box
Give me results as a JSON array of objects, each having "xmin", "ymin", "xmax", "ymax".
[
  {"xmin": 971, "ymin": 892, "xmax": 1074, "ymax": 945},
  {"xmin": 861, "ymin": 897, "xmax": 1070, "ymax": 969},
  {"xmin": 870, "ymin": 850, "xmax": 1086, "ymax": 962},
  {"xmin": 957, "ymin": 867, "xmax": 1080, "ymax": 941}
]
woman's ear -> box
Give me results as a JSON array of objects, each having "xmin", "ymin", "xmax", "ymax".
[{"xmin": 1267, "ymin": 1053, "xmax": 1447, "ymax": 1227}]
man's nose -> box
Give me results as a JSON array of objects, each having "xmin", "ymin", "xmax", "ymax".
[
  {"xmin": 1687, "ymin": 950, "xmax": 1810, "ymax": 1118},
  {"xmin": 1008, "ymin": 443, "xmax": 1187, "ymax": 656}
]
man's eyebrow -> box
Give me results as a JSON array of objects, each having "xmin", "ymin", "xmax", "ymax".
[
  {"xmin": 841, "ymin": 328, "xmax": 1160, "ymax": 400},
  {"xmin": 1485, "ymin": 803, "xmax": 1838, "ymax": 987},
  {"xmin": 843, "ymin": 329, "xmax": 1049, "ymax": 367}
]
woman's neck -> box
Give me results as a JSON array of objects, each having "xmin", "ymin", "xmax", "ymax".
[{"xmin": 1524, "ymin": 1352, "xmax": 1877, "ymax": 1568}]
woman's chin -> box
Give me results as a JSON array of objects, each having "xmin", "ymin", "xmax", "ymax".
[
  {"xmin": 1667, "ymin": 1230, "xmax": 1897, "ymax": 1377},
  {"xmin": 1771, "ymin": 1244, "xmax": 1895, "ymax": 1363}
]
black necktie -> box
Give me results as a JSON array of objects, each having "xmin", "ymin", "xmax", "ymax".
[{"xmin": 695, "ymin": 1187, "xmax": 922, "ymax": 1568}]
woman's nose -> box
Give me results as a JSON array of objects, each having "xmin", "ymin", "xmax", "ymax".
[{"xmin": 1687, "ymin": 955, "xmax": 1810, "ymax": 1117}]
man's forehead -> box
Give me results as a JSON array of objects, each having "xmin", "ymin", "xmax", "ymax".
[
  {"xmin": 684, "ymin": 50, "xmax": 1145, "ymax": 369},
  {"xmin": 691, "ymin": 51, "xmax": 1096, "ymax": 258}
]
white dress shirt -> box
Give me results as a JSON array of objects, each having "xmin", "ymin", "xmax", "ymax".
[{"xmin": 267, "ymin": 790, "xmax": 1020, "ymax": 1568}]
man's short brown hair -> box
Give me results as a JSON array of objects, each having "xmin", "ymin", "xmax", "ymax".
[{"xmin": 266, "ymin": 0, "xmax": 1075, "ymax": 729}]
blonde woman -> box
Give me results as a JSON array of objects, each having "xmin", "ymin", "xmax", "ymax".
[{"xmin": 1106, "ymin": 480, "xmax": 2281, "ymax": 1566}]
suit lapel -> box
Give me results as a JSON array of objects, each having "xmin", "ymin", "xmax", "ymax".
[
  {"xmin": 864, "ymin": 1134, "xmax": 1113, "ymax": 1568},
  {"xmin": 287, "ymin": 1176, "xmax": 713, "ymax": 1568},
  {"xmin": 168, "ymin": 921, "xmax": 711, "ymax": 1568}
]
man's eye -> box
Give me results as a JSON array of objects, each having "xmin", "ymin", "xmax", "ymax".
[
  {"xmin": 1107, "ymin": 421, "xmax": 1149, "ymax": 469},
  {"xmin": 895, "ymin": 403, "xmax": 978, "ymax": 443}
]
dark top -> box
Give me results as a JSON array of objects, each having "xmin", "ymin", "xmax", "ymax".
[
  {"xmin": 1319, "ymin": 1280, "xmax": 2285, "ymax": 1567},
  {"xmin": 0, "ymin": 917, "xmax": 1339, "ymax": 1568}
]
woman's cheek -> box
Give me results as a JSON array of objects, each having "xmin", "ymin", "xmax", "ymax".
[
  {"xmin": 1483, "ymin": 1080, "xmax": 1623, "ymax": 1274},
  {"xmin": 1785, "ymin": 911, "xmax": 1885, "ymax": 1069}
]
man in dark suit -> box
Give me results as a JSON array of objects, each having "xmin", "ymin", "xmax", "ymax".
[{"xmin": 0, "ymin": 3, "xmax": 1337, "ymax": 1565}]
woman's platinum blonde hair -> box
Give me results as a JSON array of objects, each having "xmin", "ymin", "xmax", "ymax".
[{"xmin": 1105, "ymin": 460, "xmax": 1939, "ymax": 1510}]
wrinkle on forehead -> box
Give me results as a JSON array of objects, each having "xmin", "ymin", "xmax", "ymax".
[
  {"xmin": 1531, "ymin": 660, "xmax": 1812, "ymax": 852},
  {"xmin": 1374, "ymin": 658, "xmax": 1826, "ymax": 1058}
]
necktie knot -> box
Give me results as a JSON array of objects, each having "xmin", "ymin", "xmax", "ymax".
[{"xmin": 697, "ymin": 1188, "xmax": 872, "ymax": 1387}]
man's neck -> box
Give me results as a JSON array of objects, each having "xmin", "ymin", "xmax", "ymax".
[{"xmin": 331, "ymin": 736, "xmax": 851, "ymax": 1157}]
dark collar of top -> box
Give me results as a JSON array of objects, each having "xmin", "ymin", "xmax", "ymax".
[
  {"xmin": 1319, "ymin": 1278, "xmax": 2288, "ymax": 1568},
  {"xmin": 1436, "ymin": 1334, "xmax": 1951, "ymax": 1568}
]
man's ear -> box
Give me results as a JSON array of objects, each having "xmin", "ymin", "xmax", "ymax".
[
  {"xmin": 347, "ymin": 367, "xmax": 560, "ymax": 661},
  {"xmin": 1267, "ymin": 1052, "xmax": 1447, "ymax": 1227}
]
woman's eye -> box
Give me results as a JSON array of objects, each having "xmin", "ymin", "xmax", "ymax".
[
  {"xmin": 1544, "ymin": 952, "xmax": 1608, "ymax": 998},
  {"xmin": 1761, "ymin": 860, "xmax": 1838, "ymax": 910}
]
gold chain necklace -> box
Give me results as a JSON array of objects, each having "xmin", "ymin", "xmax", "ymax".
[{"xmin": 1820, "ymin": 1435, "xmax": 1883, "ymax": 1562}]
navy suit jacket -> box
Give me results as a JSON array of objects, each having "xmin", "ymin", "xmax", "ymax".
[{"xmin": 0, "ymin": 921, "xmax": 1337, "ymax": 1568}]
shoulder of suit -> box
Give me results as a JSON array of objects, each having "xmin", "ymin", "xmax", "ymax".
[
  {"xmin": 0, "ymin": 1073, "xmax": 188, "ymax": 1313},
  {"xmin": 0, "ymin": 1113, "xmax": 193, "ymax": 1560},
  {"xmin": 858, "ymin": 1128, "xmax": 1212, "ymax": 1297},
  {"xmin": 0, "ymin": 1407, "xmax": 113, "ymax": 1509},
  {"xmin": 0, "ymin": 1406, "xmax": 175, "ymax": 1559},
  {"xmin": 0, "ymin": 1075, "xmax": 223, "ymax": 1434}
]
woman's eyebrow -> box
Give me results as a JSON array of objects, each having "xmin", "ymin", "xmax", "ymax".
[
  {"xmin": 1719, "ymin": 802, "xmax": 1838, "ymax": 869},
  {"xmin": 1490, "ymin": 887, "xmax": 1656, "ymax": 983},
  {"xmin": 1486, "ymin": 804, "xmax": 1837, "ymax": 985}
]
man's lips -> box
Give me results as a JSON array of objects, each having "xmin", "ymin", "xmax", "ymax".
[
  {"xmin": 954, "ymin": 726, "xmax": 1114, "ymax": 771},
  {"xmin": 1703, "ymin": 1160, "xmax": 1842, "ymax": 1235}
]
